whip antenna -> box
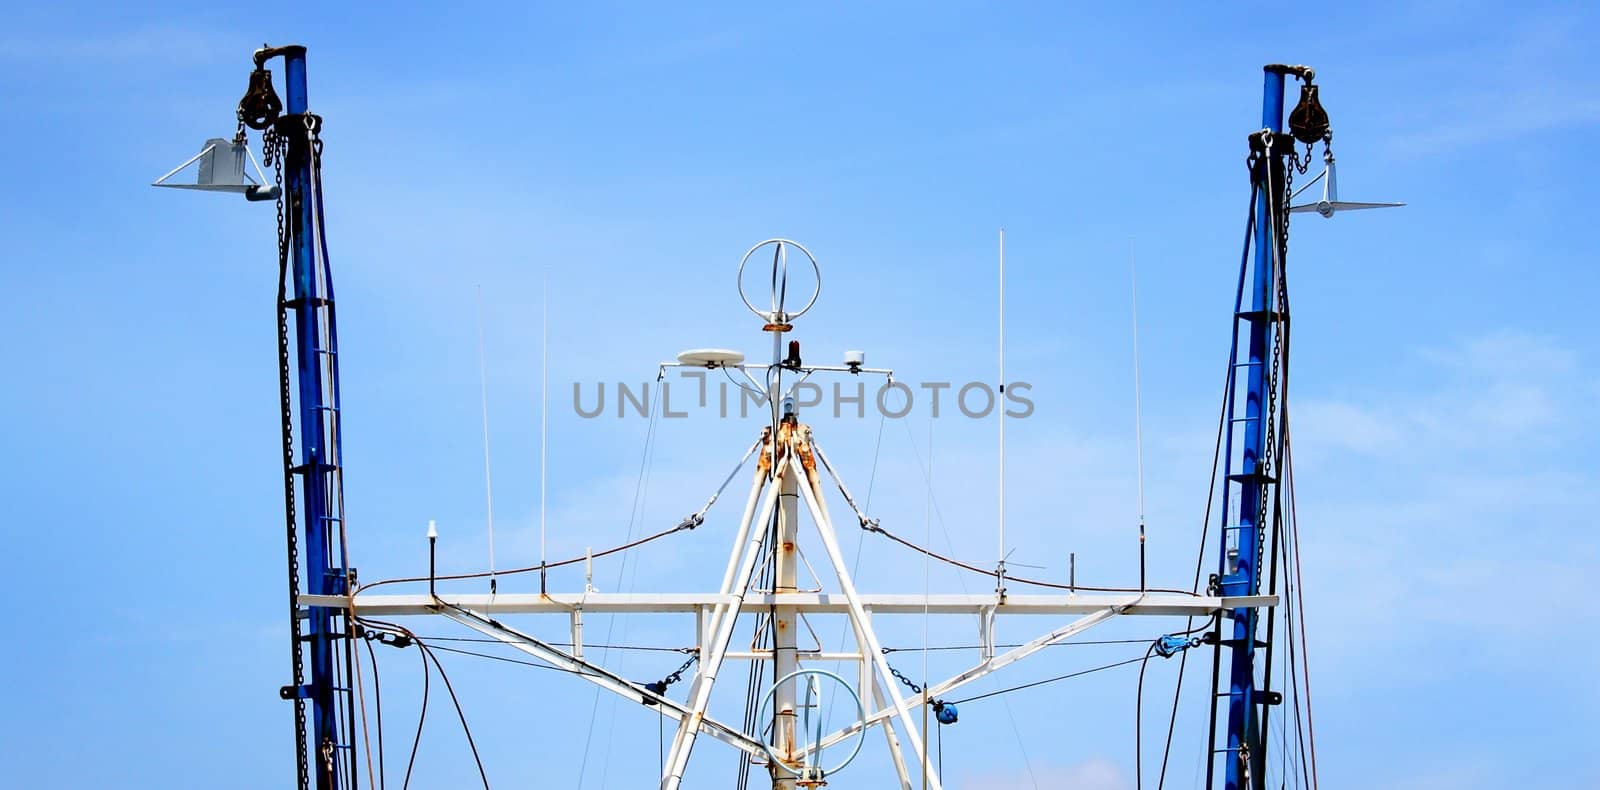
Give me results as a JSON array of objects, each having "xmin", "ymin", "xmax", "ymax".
[
  {"xmin": 476, "ymin": 285, "xmax": 498, "ymax": 594},
  {"xmin": 539, "ymin": 273, "xmax": 549, "ymax": 591},
  {"xmin": 1130, "ymin": 241, "xmax": 1147, "ymax": 592},
  {"xmin": 997, "ymin": 228, "xmax": 1008, "ymax": 601}
]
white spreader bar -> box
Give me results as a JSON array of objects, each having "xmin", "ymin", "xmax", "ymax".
[{"xmin": 310, "ymin": 591, "xmax": 1274, "ymax": 617}]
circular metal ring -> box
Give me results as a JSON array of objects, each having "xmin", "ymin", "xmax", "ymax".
[
  {"xmin": 755, "ymin": 668, "xmax": 866, "ymax": 779},
  {"xmin": 737, "ymin": 238, "xmax": 821, "ymax": 323}
]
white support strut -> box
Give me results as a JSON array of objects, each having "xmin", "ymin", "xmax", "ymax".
[
  {"xmin": 788, "ymin": 451, "xmax": 944, "ymax": 790},
  {"xmin": 814, "ymin": 603, "xmax": 1130, "ymax": 752},
  {"xmin": 434, "ymin": 605, "xmax": 768, "ymax": 759},
  {"xmin": 661, "ymin": 458, "xmax": 786, "ymax": 789}
]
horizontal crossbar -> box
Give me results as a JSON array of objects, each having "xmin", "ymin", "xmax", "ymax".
[{"xmin": 309, "ymin": 591, "xmax": 1274, "ymax": 617}]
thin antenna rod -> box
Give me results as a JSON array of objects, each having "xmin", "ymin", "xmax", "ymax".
[
  {"xmin": 1130, "ymin": 241, "xmax": 1147, "ymax": 592},
  {"xmin": 998, "ymin": 228, "xmax": 1007, "ymax": 596},
  {"xmin": 540, "ymin": 273, "xmax": 549, "ymax": 581},
  {"xmin": 476, "ymin": 285, "xmax": 498, "ymax": 594}
]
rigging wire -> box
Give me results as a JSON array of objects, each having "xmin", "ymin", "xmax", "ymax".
[
  {"xmin": 1285, "ymin": 431, "xmax": 1320, "ymax": 788},
  {"xmin": 897, "ymin": 413, "xmax": 1041, "ymax": 787},
  {"xmin": 358, "ymin": 424, "xmax": 759, "ymax": 596},
  {"xmin": 579, "ymin": 377, "xmax": 663, "ymax": 788},
  {"xmin": 948, "ymin": 654, "xmax": 1150, "ymax": 705},
  {"xmin": 357, "ymin": 522, "xmax": 688, "ymax": 592},
  {"xmin": 882, "ymin": 638, "xmax": 1155, "ymax": 653},
  {"xmin": 403, "ymin": 633, "xmax": 689, "ymax": 653},
  {"xmin": 1159, "ymin": 180, "xmax": 1262, "ymax": 790},
  {"xmin": 870, "ymin": 525, "xmax": 1199, "ymax": 596}
]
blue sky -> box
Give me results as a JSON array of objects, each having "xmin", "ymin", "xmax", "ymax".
[{"xmin": 2, "ymin": 2, "xmax": 1597, "ymax": 788}]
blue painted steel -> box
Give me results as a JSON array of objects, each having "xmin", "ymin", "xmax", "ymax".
[
  {"xmin": 1155, "ymin": 634, "xmax": 1199, "ymax": 659},
  {"xmin": 281, "ymin": 48, "xmax": 353, "ymax": 789},
  {"xmin": 1215, "ymin": 67, "xmax": 1285, "ymax": 790}
]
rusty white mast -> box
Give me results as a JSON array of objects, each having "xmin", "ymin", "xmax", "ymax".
[{"xmin": 307, "ymin": 239, "xmax": 1274, "ymax": 789}]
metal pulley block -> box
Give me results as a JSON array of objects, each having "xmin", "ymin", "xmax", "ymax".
[
  {"xmin": 1288, "ymin": 82, "xmax": 1330, "ymax": 144},
  {"xmin": 240, "ymin": 67, "xmax": 283, "ymax": 130}
]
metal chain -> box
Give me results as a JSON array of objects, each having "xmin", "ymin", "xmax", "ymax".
[
  {"xmin": 265, "ymin": 122, "xmax": 311, "ymax": 790},
  {"xmin": 663, "ymin": 654, "xmax": 698, "ymax": 686},
  {"xmin": 1254, "ymin": 136, "xmax": 1296, "ymax": 592},
  {"xmin": 887, "ymin": 663, "xmax": 923, "ymax": 695},
  {"xmin": 647, "ymin": 653, "xmax": 700, "ymax": 695}
]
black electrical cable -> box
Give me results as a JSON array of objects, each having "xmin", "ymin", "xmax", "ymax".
[
  {"xmin": 1136, "ymin": 616, "xmax": 1218, "ymax": 790},
  {"xmin": 1135, "ymin": 641, "xmax": 1160, "ymax": 790},
  {"xmin": 1165, "ymin": 179, "xmax": 1262, "ymax": 790},
  {"xmin": 400, "ymin": 630, "xmax": 430, "ymax": 790},
  {"xmin": 415, "ymin": 642, "xmax": 491, "ymax": 789},
  {"xmin": 362, "ymin": 634, "xmax": 387, "ymax": 790}
]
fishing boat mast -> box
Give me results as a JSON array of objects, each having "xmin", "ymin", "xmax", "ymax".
[{"xmin": 154, "ymin": 45, "xmax": 1399, "ymax": 788}]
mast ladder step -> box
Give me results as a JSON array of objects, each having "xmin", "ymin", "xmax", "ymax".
[
  {"xmin": 1234, "ymin": 309, "xmax": 1286, "ymax": 323},
  {"xmin": 289, "ymin": 462, "xmax": 343, "ymax": 475},
  {"xmin": 281, "ymin": 296, "xmax": 334, "ymax": 309}
]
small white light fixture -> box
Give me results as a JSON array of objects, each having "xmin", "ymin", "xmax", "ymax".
[
  {"xmin": 426, "ymin": 519, "xmax": 438, "ymax": 540},
  {"xmin": 843, "ymin": 350, "xmax": 865, "ymax": 372}
]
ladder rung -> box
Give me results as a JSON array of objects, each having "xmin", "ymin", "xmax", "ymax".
[
  {"xmin": 282, "ymin": 296, "xmax": 333, "ymax": 309},
  {"xmin": 1235, "ymin": 309, "xmax": 1286, "ymax": 323}
]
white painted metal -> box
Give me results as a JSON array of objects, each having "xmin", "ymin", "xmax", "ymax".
[
  {"xmin": 1288, "ymin": 155, "xmax": 1404, "ymax": 218},
  {"xmin": 660, "ymin": 464, "xmax": 786, "ymax": 789},
  {"xmin": 676, "ymin": 348, "xmax": 747, "ymax": 368},
  {"xmin": 773, "ymin": 452, "xmax": 801, "ymax": 788},
  {"xmin": 319, "ymin": 591, "xmax": 1271, "ymax": 616},
  {"xmin": 866, "ymin": 635, "xmax": 915, "ymax": 790},
  {"xmin": 788, "ymin": 452, "xmax": 943, "ymax": 790},
  {"xmin": 814, "ymin": 602, "xmax": 1130, "ymax": 752},
  {"xmin": 436, "ymin": 605, "xmax": 768, "ymax": 759}
]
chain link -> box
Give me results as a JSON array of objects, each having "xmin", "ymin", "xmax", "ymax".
[
  {"xmin": 887, "ymin": 663, "xmax": 923, "ymax": 695},
  {"xmin": 264, "ymin": 122, "xmax": 311, "ymax": 790},
  {"xmin": 1253, "ymin": 132, "xmax": 1304, "ymax": 593},
  {"xmin": 663, "ymin": 654, "xmax": 698, "ymax": 686}
]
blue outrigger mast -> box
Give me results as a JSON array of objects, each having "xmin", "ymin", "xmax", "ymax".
[
  {"xmin": 1207, "ymin": 63, "xmax": 1329, "ymax": 790},
  {"xmin": 245, "ymin": 45, "xmax": 360, "ymax": 790}
]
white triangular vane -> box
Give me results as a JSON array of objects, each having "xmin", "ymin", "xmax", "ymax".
[
  {"xmin": 1290, "ymin": 156, "xmax": 1404, "ymax": 218},
  {"xmin": 152, "ymin": 138, "xmax": 280, "ymax": 201}
]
